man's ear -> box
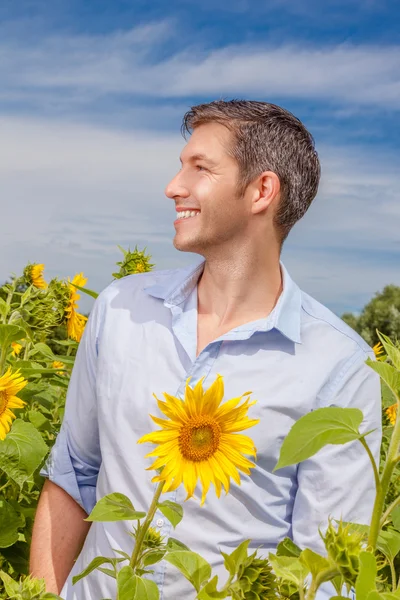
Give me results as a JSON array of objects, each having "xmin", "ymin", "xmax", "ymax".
[{"xmin": 251, "ymin": 171, "xmax": 281, "ymax": 215}]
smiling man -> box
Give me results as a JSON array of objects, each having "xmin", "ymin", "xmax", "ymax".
[{"xmin": 30, "ymin": 100, "xmax": 381, "ymax": 599}]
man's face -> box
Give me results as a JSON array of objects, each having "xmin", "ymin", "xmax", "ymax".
[{"xmin": 165, "ymin": 122, "xmax": 250, "ymax": 255}]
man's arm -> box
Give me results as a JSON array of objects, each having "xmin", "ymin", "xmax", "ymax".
[
  {"xmin": 291, "ymin": 350, "xmax": 381, "ymax": 598},
  {"xmin": 30, "ymin": 290, "xmax": 107, "ymax": 592},
  {"xmin": 30, "ymin": 480, "xmax": 91, "ymax": 594}
]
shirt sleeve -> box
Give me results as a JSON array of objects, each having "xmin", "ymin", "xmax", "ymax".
[
  {"xmin": 291, "ymin": 348, "xmax": 382, "ymax": 554},
  {"xmin": 40, "ymin": 291, "xmax": 106, "ymax": 515}
]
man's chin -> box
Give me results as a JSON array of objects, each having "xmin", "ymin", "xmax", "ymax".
[{"xmin": 173, "ymin": 236, "xmax": 200, "ymax": 253}]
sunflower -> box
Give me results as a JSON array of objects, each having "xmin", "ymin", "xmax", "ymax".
[
  {"xmin": 52, "ymin": 360, "xmax": 65, "ymax": 374},
  {"xmin": 24, "ymin": 263, "xmax": 47, "ymax": 289},
  {"xmin": 65, "ymin": 273, "xmax": 88, "ymax": 342},
  {"xmin": 138, "ymin": 375, "xmax": 259, "ymax": 505},
  {"xmin": 0, "ymin": 368, "xmax": 27, "ymax": 440},
  {"xmin": 386, "ymin": 403, "xmax": 398, "ymax": 426},
  {"xmin": 373, "ymin": 342, "xmax": 385, "ymax": 360},
  {"xmin": 11, "ymin": 342, "xmax": 23, "ymax": 357}
]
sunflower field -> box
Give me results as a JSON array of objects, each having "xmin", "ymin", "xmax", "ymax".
[
  {"xmin": 0, "ymin": 247, "xmax": 153, "ymax": 598},
  {"xmin": 1, "ymin": 247, "xmax": 400, "ymax": 600}
]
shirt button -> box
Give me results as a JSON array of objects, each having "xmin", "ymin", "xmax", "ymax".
[{"xmin": 156, "ymin": 518, "xmax": 164, "ymax": 527}]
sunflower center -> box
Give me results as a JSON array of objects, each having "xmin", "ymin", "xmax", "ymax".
[
  {"xmin": 179, "ymin": 416, "xmax": 221, "ymax": 462},
  {"xmin": 0, "ymin": 390, "xmax": 8, "ymax": 416}
]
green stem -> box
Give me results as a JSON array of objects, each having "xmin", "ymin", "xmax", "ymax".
[
  {"xmin": 305, "ymin": 568, "xmax": 340, "ymax": 600},
  {"xmin": 0, "ymin": 479, "xmax": 11, "ymax": 494},
  {"xmin": 23, "ymin": 341, "xmax": 31, "ymax": 361},
  {"xmin": 390, "ymin": 560, "xmax": 397, "ymax": 592},
  {"xmin": 0, "ymin": 344, "xmax": 8, "ymax": 377},
  {"xmin": 129, "ymin": 481, "xmax": 165, "ymax": 570},
  {"xmin": 2, "ymin": 278, "xmax": 17, "ymax": 325},
  {"xmin": 368, "ymin": 398, "xmax": 400, "ymax": 550},
  {"xmin": 380, "ymin": 494, "xmax": 400, "ymax": 528},
  {"xmin": 359, "ymin": 437, "xmax": 381, "ymax": 493}
]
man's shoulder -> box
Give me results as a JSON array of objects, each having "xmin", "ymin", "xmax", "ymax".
[{"xmin": 299, "ymin": 289, "xmax": 373, "ymax": 358}]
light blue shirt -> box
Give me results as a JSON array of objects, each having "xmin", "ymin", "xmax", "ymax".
[{"xmin": 42, "ymin": 260, "xmax": 382, "ymax": 600}]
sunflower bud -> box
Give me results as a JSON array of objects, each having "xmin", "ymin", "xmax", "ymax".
[
  {"xmin": 323, "ymin": 520, "xmax": 364, "ymax": 585},
  {"xmin": 22, "ymin": 278, "xmax": 70, "ymax": 335},
  {"xmin": 278, "ymin": 581, "xmax": 301, "ymax": 599},
  {"xmin": 231, "ymin": 551, "xmax": 277, "ymax": 600},
  {"xmin": 143, "ymin": 527, "xmax": 165, "ymax": 550},
  {"xmin": 23, "ymin": 263, "xmax": 47, "ymax": 289},
  {"xmin": 112, "ymin": 246, "xmax": 154, "ymax": 279}
]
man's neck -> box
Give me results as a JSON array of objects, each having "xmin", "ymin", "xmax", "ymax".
[{"xmin": 196, "ymin": 252, "xmax": 283, "ymax": 333}]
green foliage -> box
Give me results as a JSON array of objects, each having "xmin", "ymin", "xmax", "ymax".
[
  {"xmin": 156, "ymin": 500, "xmax": 183, "ymax": 528},
  {"xmin": 0, "ymin": 247, "xmax": 154, "ymax": 598},
  {"xmin": 163, "ymin": 551, "xmax": 212, "ymax": 593},
  {"xmin": 274, "ymin": 407, "xmax": 366, "ymax": 470},
  {"xmin": 112, "ymin": 245, "xmax": 155, "ymax": 280},
  {"xmin": 342, "ymin": 285, "xmax": 400, "ymax": 346},
  {"xmin": 86, "ymin": 493, "xmax": 146, "ymax": 522},
  {"xmin": 324, "ymin": 520, "xmax": 364, "ymax": 586},
  {"xmin": 2, "ymin": 250, "xmax": 400, "ymax": 600}
]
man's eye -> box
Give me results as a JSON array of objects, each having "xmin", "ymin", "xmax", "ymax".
[{"xmin": 196, "ymin": 165, "xmax": 206, "ymax": 171}]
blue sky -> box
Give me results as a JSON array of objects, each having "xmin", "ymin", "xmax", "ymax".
[{"xmin": 1, "ymin": 0, "xmax": 399, "ymax": 315}]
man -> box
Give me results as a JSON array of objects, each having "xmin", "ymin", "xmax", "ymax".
[{"xmin": 30, "ymin": 100, "xmax": 381, "ymax": 599}]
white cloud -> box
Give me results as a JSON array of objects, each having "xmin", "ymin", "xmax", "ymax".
[
  {"xmin": 0, "ymin": 23, "xmax": 399, "ymax": 109},
  {"xmin": 1, "ymin": 115, "xmax": 399, "ymax": 315}
]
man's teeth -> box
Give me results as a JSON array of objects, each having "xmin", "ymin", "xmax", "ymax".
[{"xmin": 176, "ymin": 210, "xmax": 200, "ymax": 219}]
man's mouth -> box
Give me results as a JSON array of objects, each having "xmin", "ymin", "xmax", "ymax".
[{"xmin": 175, "ymin": 210, "xmax": 201, "ymax": 221}]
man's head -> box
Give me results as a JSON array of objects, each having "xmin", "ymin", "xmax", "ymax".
[{"xmin": 165, "ymin": 99, "xmax": 320, "ymax": 256}]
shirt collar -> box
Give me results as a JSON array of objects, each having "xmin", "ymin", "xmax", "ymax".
[{"xmin": 144, "ymin": 259, "xmax": 302, "ymax": 344}]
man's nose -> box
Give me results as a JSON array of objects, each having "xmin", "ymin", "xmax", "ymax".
[{"xmin": 164, "ymin": 171, "xmax": 190, "ymax": 200}]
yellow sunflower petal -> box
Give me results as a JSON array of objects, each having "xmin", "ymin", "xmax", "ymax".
[
  {"xmin": 183, "ymin": 461, "xmax": 198, "ymax": 500},
  {"xmin": 138, "ymin": 430, "xmax": 178, "ymax": 446},
  {"xmin": 150, "ymin": 415, "xmax": 181, "ymax": 430},
  {"xmin": 139, "ymin": 374, "xmax": 258, "ymax": 504},
  {"xmin": 6, "ymin": 397, "xmax": 26, "ymax": 410},
  {"xmin": 202, "ymin": 374, "xmax": 224, "ymax": 415}
]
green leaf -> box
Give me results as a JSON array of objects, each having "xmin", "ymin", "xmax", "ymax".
[
  {"xmin": 377, "ymin": 332, "xmax": 400, "ymax": 371},
  {"xmin": 0, "ymin": 569, "xmax": 19, "ymax": 596},
  {"xmin": 0, "ymin": 297, "xmax": 9, "ymax": 319},
  {"xmin": 221, "ymin": 539, "xmax": 250, "ymax": 577},
  {"xmin": 275, "ymin": 407, "xmax": 365, "ymax": 470},
  {"xmin": 367, "ymin": 593, "xmax": 389, "ymax": 600},
  {"xmin": 377, "ymin": 529, "xmax": 400, "ymax": 562},
  {"xmin": 299, "ymin": 548, "xmax": 330, "ymax": 579},
  {"xmin": 157, "ymin": 500, "xmax": 183, "ymax": 528},
  {"xmin": 366, "ymin": 359, "xmax": 400, "ymax": 401},
  {"xmin": 0, "ymin": 324, "xmax": 25, "ymax": 349},
  {"xmin": 268, "ymin": 554, "xmax": 309, "ymax": 587},
  {"xmin": 166, "ymin": 537, "xmax": 190, "ymax": 552},
  {"xmin": 30, "ymin": 342, "xmax": 54, "ymax": 360},
  {"xmin": 164, "ymin": 550, "xmax": 212, "ymax": 592},
  {"xmin": 117, "ymin": 568, "xmax": 159, "ymax": 600},
  {"xmin": 0, "ymin": 541, "xmax": 29, "ymax": 574},
  {"xmin": 276, "ymin": 537, "xmax": 302, "ymax": 558},
  {"xmin": 198, "ymin": 576, "xmax": 228, "ymax": 599},
  {"xmin": 142, "ymin": 549, "xmax": 166, "ymax": 567},
  {"xmin": 0, "ymin": 500, "xmax": 24, "ymax": 548},
  {"xmin": 70, "ymin": 282, "xmax": 99, "ymax": 299},
  {"xmin": 355, "ymin": 551, "xmax": 377, "ymax": 600},
  {"xmin": 116, "ymin": 566, "xmax": 136, "ymax": 599},
  {"xmin": 86, "ymin": 493, "xmax": 146, "ymax": 522},
  {"xmin": 28, "ymin": 410, "xmax": 51, "ymax": 431},
  {"xmin": 0, "ymin": 419, "xmax": 48, "ymax": 487},
  {"xmin": 72, "ymin": 556, "xmax": 122, "ymax": 584},
  {"xmin": 391, "ymin": 506, "xmax": 400, "ymax": 531}
]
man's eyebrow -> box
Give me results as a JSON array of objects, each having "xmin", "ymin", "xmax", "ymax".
[{"xmin": 179, "ymin": 153, "xmax": 218, "ymax": 166}]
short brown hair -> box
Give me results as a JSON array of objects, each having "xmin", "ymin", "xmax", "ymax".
[{"xmin": 181, "ymin": 99, "xmax": 321, "ymax": 243}]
